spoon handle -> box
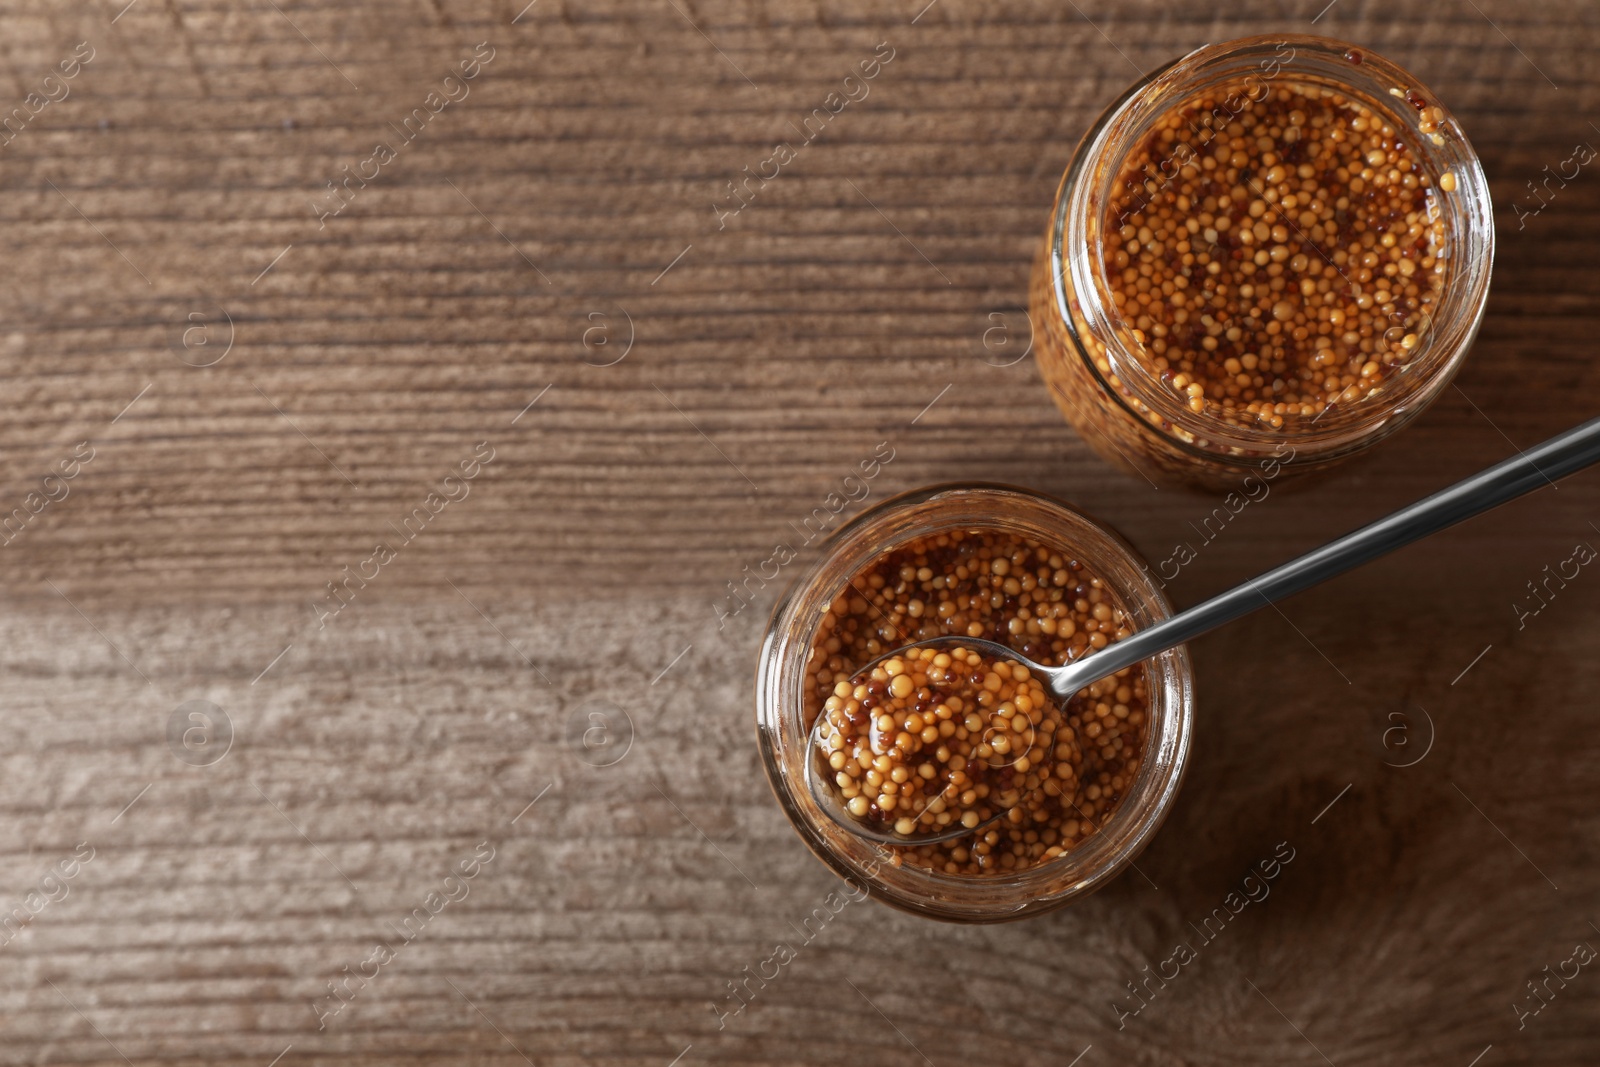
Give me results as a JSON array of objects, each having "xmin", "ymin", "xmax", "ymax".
[{"xmin": 1050, "ymin": 415, "xmax": 1600, "ymax": 695}]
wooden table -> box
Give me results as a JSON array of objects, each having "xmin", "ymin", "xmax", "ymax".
[{"xmin": 3, "ymin": 2, "xmax": 1597, "ymax": 1063}]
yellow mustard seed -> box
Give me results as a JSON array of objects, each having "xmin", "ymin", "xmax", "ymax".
[
  {"xmin": 1107, "ymin": 82, "xmax": 1449, "ymax": 429},
  {"xmin": 805, "ymin": 529, "xmax": 1151, "ymax": 876}
]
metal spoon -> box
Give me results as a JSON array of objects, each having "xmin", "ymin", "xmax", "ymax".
[{"xmin": 808, "ymin": 414, "xmax": 1600, "ymax": 845}]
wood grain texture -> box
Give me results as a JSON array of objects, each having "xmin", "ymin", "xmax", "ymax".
[{"xmin": 2, "ymin": 1, "xmax": 1598, "ymax": 1064}]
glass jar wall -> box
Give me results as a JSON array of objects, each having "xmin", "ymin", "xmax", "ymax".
[
  {"xmin": 1029, "ymin": 35, "xmax": 1494, "ymax": 489},
  {"xmin": 755, "ymin": 484, "xmax": 1194, "ymax": 922}
]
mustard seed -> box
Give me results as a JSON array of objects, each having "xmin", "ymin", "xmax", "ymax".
[
  {"xmin": 807, "ymin": 529, "xmax": 1150, "ymax": 876},
  {"xmin": 1108, "ymin": 82, "xmax": 1449, "ymax": 428}
]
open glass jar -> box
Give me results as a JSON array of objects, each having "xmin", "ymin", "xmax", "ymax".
[
  {"xmin": 755, "ymin": 484, "xmax": 1194, "ymax": 922},
  {"xmin": 1029, "ymin": 35, "xmax": 1494, "ymax": 490}
]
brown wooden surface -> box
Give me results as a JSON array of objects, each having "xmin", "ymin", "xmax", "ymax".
[{"xmin": 2, "ymin": 2, "xmax": 1599, "ymax": 1064}]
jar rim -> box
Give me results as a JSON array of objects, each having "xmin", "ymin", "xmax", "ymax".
[
  {"xmin": 1047, "ymin": 34, "xmax": 1495, "ymax": 464},
  {"xmin": 754, "ymin": 483, "xmax": 1195, "ymax": 922}
]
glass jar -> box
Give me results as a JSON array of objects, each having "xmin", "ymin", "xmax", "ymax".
[
  {"xmin": 755, "ymin": 484, "xmax": 1194, "ymax": 923},
  {"xmin": 1029, "ymin": 34, "xmax": 1494, "ymax": 490}
]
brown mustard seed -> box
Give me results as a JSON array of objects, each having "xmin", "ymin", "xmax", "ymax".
[
  {"xmin": 1108, "ymin": 82, "xmax": 1450, "ymax": 430},
  {"xmin": 816, "ymin": 647, "xmax": 1078, "ymax": 838},
  {"xmin": 805, "ymin": 529, "xmax": 1150, "ymax": 876}
]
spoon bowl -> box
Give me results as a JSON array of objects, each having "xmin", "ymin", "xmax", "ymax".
[{"xmin": 805, "ymin": 636, "xmax": 1087, "ymax": 846}]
